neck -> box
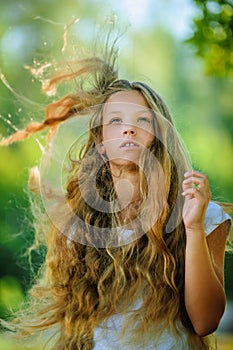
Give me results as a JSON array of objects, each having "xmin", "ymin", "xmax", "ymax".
[
  {"xmin": 109, "ymin": 162, "xmax": 138, "ymax": 179},
  {"xmin": 110, "ymin": 163, "xmax": 141, "ymax": 212}
]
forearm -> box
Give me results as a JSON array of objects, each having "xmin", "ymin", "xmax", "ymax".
[{"xmin": 184, "ymin": 229, "xmax": 226, "ymax": 336}]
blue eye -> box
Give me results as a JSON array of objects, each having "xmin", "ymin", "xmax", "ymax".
[{"xmin": 137, "ymin": 117, "xmax": 152, "ymax": 124}]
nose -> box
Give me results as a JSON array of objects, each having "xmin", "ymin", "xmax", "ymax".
[{"xmin": 122, "ymin": 124, "xmax": 137, "ymax": 136}]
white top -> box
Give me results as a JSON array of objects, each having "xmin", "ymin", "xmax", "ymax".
[
  {"xmin": 93, "ymin": 202, "xmax": 231, "ymax": 350},
  {"xmin": 204, "ymin": 201, "xmax": 231, "ymax": 236}
]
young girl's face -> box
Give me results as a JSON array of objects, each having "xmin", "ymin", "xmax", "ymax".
[{"xmin": 100, "ymin": 90, "xmax": 155, "ymax": 169}]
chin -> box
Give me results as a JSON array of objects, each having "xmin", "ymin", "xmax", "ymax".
[{"xmin": 109, "ymin": 158, "xmax": 139, "ymax": 168}]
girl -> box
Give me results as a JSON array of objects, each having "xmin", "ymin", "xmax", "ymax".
[{"xmin": 1, "ymin": 40, "xmax": 232, "ymax": 349}]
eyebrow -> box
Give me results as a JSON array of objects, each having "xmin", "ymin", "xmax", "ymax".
[
  {"xmin": 105, "ymin": 108, "xmax": 152, "ymax": 116},
  {"xmin": 105, "ymin": 111, "xmax": 122, "ymax": 116}
]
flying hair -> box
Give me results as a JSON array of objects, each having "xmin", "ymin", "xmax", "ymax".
[{"xmin": 1, "ymin": 30, "xmax": 232, "ymax": 350}]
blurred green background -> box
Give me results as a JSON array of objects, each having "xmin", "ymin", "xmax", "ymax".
[{"xmin": 0, "ymin": 0, "xmax": 233, "ymax": 349}]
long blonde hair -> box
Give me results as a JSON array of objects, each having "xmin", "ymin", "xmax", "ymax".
[{"xmin": 1, "ymin": 39, "xmax": 221, "ymax": 350}]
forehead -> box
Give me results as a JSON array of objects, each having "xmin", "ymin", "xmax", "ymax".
[{"xmin": 103, "ymin": 90, "xmax": 150, "ymax": 114}]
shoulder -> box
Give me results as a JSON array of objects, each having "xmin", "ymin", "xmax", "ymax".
[
  {"xmin": 204, "ymin": 201, "xmax": 232, "ymax": 237},
  {"xmin": 204, "ymin": 202, "xmax": 231, "ymax": 284}
]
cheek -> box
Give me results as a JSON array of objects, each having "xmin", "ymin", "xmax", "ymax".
[
  {"xmin": 102, "ymin": 126, "xmax": 111, "ymax": 141},
  {"xmin": 142, "ymin": 130, "xmax": 155, "ymax": 147},
  {"xmin": 102, "ymin": 125, "xmax": 120, "ymax": 142},
  {"xmin": 98, "ymin": 127, "xmax": 116, "ymax": 156}
]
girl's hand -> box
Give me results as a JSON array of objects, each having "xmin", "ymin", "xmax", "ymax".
[{"xmin": 182, "ymin": 170, "xmax": 211, "ymax": 233}]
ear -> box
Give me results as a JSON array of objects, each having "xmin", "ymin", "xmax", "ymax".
[{"xmin": 96, "ymin": 141, "xmax": 106, "ymax": 155}]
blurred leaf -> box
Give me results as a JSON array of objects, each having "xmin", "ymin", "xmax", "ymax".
[
  {"xmin": 187, "ymin": 0, "xmax": 233, "ymax": 76},
  {"xmin": 0, "ymin": 276, "xmax": 24, "ymax": 315}
]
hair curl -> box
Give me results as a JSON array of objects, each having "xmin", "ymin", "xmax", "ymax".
[{"xmin": 1, "ymin": 37, "xmax": 230, "ymax": 350}]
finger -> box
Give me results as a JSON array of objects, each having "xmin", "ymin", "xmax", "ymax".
[
  {"xmin": 182, "ymin": 187, "xmax": 203, "ymax": 198},
  {"xmin": 183, "ymin": 172, "xmax": 209, "ymax": 191},
  {"xmin": 184, "ymin": 172, "xmax": 208, "ymax": 183},
  {"xmin": 182, "ymin": 186, "xmax": 211, "ymax": 201},
  {"xmin": 184, "ymin": 170, "xmax": 208, "ymax": 179},
  {"xmin": 183, "ymin": 178, "xmax": 206, "ymax": 190}
]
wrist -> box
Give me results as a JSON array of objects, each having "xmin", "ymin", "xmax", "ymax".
[{"xmin": 185, "ymin": 224, "xmax": 205, "ymax": 236}]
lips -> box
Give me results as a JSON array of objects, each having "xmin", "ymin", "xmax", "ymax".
[{"xmin": 120, "ymin": 140, "xmax": 140, "ymax": 148}]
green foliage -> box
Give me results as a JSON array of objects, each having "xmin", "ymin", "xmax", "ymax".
[
  {"xmin": 0, "ymin": 276, "xmax": 24, "ymax": 316},
  {"xmin": 0, "ymin": 336, "xmax": 42, "ymax": 350},
  {"xmin": 187, "ymin": 0, "xmax": 233, "ymax": 76}
]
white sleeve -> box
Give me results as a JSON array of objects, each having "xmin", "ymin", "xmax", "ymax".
[{"xmin": 204, "ymin": 201, "xmax": 232, "ymax": 236}]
